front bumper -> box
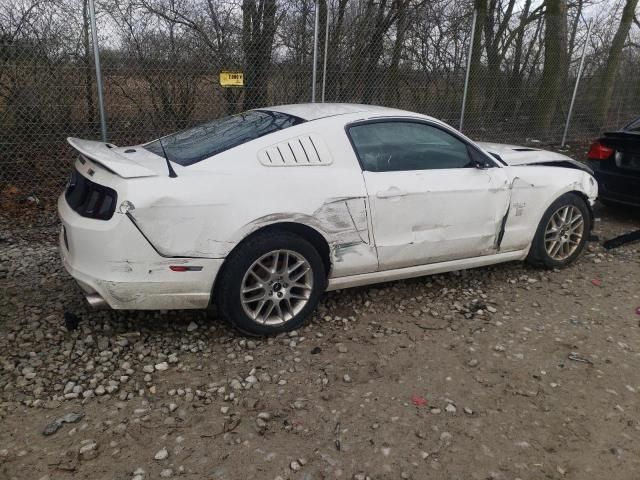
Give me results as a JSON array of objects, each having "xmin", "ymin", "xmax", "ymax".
[{"xmin": 58, "ymin": 194, "xmax": 224, "ymax": 310}]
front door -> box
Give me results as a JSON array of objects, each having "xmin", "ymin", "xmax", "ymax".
[{"xmin": 348, "ymin": 120, "xmax": 511, "ymax": 270}]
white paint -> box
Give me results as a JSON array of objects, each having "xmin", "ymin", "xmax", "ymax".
[
  {"xmin": 58, "ymin": 103, "xmax": 598, "ymax": 311},
  {"xmin": 476, "ymin": 141, "xmax": 590, "ymax": 171},
  {"xmin": 364, "ymin": 167, "xmax": 511, "ymax": 269},
  {"xmin": 67, "ymin": 137, "xmax": 167, "ymax": 177},
  {"xmin": 327, "ymin": 249, "xmax": 527, "ymax": 291}
]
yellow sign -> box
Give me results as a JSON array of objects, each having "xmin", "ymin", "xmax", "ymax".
[{"xmin": 220, "ymin": 71, "xmax": 244, "ymax": 87}]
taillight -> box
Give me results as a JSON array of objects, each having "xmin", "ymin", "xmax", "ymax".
[{"xmin": 587, "ymin": 141, "xmax": 614, "ymax": 160}]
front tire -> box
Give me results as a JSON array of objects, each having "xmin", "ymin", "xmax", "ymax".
[
  {"xmin": 215, "ymin": 230, "xmax": 327, "ymax": 336},
  {"xmin": 527, "ymin": 193, "xmax": 591, "ymax": 269}
]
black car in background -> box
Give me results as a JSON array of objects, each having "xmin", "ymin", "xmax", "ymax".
[{"xmin": 587, "ymin": 117, "xmax": 640, "ymax": 207}]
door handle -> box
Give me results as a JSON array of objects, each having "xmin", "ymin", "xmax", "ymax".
[{"xmin": 376, "ymin": 187, "xmax": 407, "ymax": 199}]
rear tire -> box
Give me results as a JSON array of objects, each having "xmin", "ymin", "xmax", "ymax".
[
  {"xmin": 215, "ymin": 230, "xmax": 327, "ymax": 336},
  {"xmin": 527, "ymin": 193, "xmax": 591, "ymax": 269}
]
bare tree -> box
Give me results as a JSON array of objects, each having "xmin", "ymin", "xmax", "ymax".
[
  {"xmin": 595, "ymin": 0, "xmax": 639, "ymax": 127},
  {"xmin": 81, "ymin": 0, "xmax": 96, "ymax": 129},
  {"xmin": 242, "ymin": 0, "xmax": 279, "ymax": 109},
  {"xmin": 533, "ymin": 0, "xmax": 568, "ymax": 135}
]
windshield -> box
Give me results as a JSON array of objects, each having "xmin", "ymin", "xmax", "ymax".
[{"xmin": 144, "ymin": 110, "xmax": 305, "ymax": 166}]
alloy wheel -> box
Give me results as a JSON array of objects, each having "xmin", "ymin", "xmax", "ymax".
[
  {"xmin": 544, "ymin": 205, "xmax": 585, "ymax": 261},
  {"xmin": 240, "ymin": 249, "xmax": 314, "ymax": 325}
]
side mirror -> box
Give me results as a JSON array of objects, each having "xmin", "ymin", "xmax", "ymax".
[
  {"xmin": 467, "ymin": 146, "xmax": 494, "ymax": 169},
  {"xmin": 473, "ymin": 158, "xmax": 491, "ymax": 169}
]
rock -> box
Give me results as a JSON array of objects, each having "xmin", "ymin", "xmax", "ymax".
[
  {"xmin": 343, "ymin": 374, "xmax": 352, "ymax": 383},
  {"xmin": 290, "ymin": 460, "xmax": 301, "ymax": 471},
  {"xmin": 154, "ymin": 447, "xmax": 169, "ymax": 460},
  {"xmin": 160, "ymin": 468, "xmax": 173, "ymax": 478},
  {"xmin": 155, "ymin": 362, "xmax": 169, "ymax": 372},
  {"xmin": 132, "ymin": 467, "xmax": 146, "ymax": 480},
  {"xmin": 187, "ymin": 321, "xmax": 198, "ymax": 332},
  {"xmin": 79, "ymin": 440, "xmax": 98, "ymax": 460},
  {"xmin": 336, "ymin": 344, "xmax": 348, "ymax": 353},
  {"xmin": 97, "ymin": 337, "xmax": 109, "ymax": 350}
]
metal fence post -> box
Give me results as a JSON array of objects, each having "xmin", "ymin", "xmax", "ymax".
[
  {"xmin": 561, "ymin": 19, "xmax": 592, "ymax": 147},
  {"xmin": 459, "ymin": 9, "xmax": 477, "ymax": 132},
  {"xmin": 321, "ymin": 8, "xmax": 329, "ymax": 103},
  {"xmin": 311, "ymin": 0, "xmax": 320, "ymax": 103},
  {"xmin": 88, "ymin": 0, "xmax": 107, "ymax": 142}
]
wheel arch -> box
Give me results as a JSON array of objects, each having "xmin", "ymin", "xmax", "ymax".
[
  {"xmin": 211, "ymin": 221, "xmax": 332, "ymax": 304},
  {"xmin": 564, "ymin": 189, "xmax": 594, "ymax": 231}
]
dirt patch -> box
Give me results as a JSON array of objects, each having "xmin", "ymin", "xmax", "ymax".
[{"xmin": 1, "ymin": 204, "xmax": 639, "ymax": 480}]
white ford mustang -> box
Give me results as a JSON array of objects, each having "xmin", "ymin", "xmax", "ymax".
[{"xmin": 58, "ymin": 103, "xmax": 597, "ymax": 335}]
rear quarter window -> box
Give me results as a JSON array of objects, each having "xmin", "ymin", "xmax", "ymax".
[{"xmin": 144, "ymin": 110, "xmax": 305, "ymax": 166}]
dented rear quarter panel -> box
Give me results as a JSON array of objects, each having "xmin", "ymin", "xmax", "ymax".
[
  {"xmin": 125, "ymin": 116, "xmax": 379, "ymax": 278},
  {"xmin": 124, "ymin": 115, "xmax": 597, "ymax": 282}
]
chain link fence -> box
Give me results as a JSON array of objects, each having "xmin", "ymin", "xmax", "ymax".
[{"xmin": 1, "ymin": 0, "xmax": 639, "ymax": 205}]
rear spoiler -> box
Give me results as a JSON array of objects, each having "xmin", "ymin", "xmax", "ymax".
[{"xmin": 67, "ymin": 137, "xmax": 157, "ymax": 178}]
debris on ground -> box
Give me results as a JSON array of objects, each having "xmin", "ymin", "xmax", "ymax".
[
  {"xmin": 411, "ymin": 395, "xmax": 428, "ymax": 407},
  {"xmin": 42, "ymin": 412, "xmax": 84, "ymax": 436},
  {"xmin": 63, "ymin": 311, "xmax": 80, "ymax": 331},
  {"xmin": 567, "ymin": 352, "xmax": 594, "ymax": 365},
  {"xmin": 603, "ymin": 229, "xmax": 640, "ymax": 250}
]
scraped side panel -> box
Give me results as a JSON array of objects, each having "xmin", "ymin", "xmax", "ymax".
[
  {"xmin": 127, "ymin": 166, "xmax": 379, "ymax": 278},
  {"xmin": 364, "ymin": 168, "xmax": 511, "ymax": 270}
]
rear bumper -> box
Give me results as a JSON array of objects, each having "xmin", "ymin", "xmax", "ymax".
[
  {"xmin": 588, "ymin": 162, "xmax": 640, "ymax": 207},
  {"xmin": 58, "ymin": 194, "xmax": 224, "ymax": 310}
]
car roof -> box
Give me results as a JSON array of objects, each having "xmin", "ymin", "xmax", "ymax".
[{"xmin": 264, "ymin": 103, "xmax": 411, "ymax": 121}]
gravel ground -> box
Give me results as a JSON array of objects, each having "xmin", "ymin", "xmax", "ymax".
[{"xmin": 1, "ymin": 204, "xmax": 639, "ymax": 480}]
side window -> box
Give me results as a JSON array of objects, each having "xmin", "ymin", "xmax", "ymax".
[{"xmin": 349, "ymin": 121, "xmax": 475, "ymax": 172}]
